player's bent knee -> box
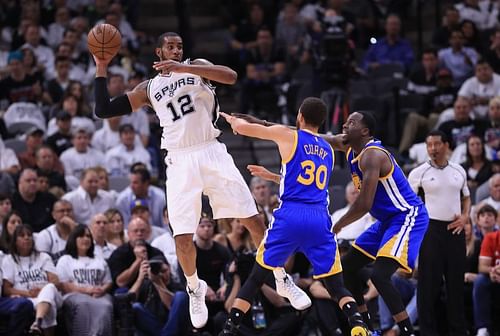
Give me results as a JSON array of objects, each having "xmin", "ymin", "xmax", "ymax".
[{"xmin": 174, "ymin": 234, "xmax": 195, "ymax": 253}]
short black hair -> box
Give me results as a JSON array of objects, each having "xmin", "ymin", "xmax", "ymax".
[
  {"xmin": 357, "ymin": 111, "xmax": 376, "ymax": 136},
  {"xmin": 477, "ymin": 204, "xmax": 497, "ymax": 219},
  {"xmin": 299, "ymin": 97, "xmax": 327, "ymax": 128},
  {"xmin": 10, "ymin": 224, "xmax": 38, "ymax": 263},
  {"xmin": 476, "ymin": 58, "xmax": 492, "ymax": 67},
  {"xmin": 426, "ymin": 130, "xmax": 449, "ymax": 144},
  {"xmin": 422, "ymin": 47, "xmax": 437, "ymax": 57},
  {"xmin": 131, "ymin": 167, "xmax": 151, "ymax": 183},
  {"xmin": 65, "ymin": 224, "xmax": 95, "ymax": 259},
  {"xmin": 156, "ymin": 32, "xmax": 181, "ymax": 49}
]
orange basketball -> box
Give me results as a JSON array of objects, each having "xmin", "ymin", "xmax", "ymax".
[{"xmin": 87, "ymin": 23, "xmax": 122, "ymax": 60}]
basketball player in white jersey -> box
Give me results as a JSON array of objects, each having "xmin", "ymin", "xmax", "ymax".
[{"xmin": 92, "ymin": 32, "xmax": 310, "ymax": 329}]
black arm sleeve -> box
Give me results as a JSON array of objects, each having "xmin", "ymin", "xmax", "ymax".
[{"xmin": 94, "ymin": 77, "xmax": 133, "ymax": 118}]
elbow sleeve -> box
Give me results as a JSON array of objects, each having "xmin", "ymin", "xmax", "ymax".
[{"xmin": 94, "ymin": 77, "xmax": 132, "ymax": 118}]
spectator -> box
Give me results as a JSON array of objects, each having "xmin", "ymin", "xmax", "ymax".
[
  {"xmin": 274, "ymin": 3, "xmax": 307, "ymax": 71},
  {"xmin": 21, "ymin": 24, "xmax": 55, "ymax": 78},
  {"xmin": 62, "ymin": 168, "xmax": 115, "ymax": 225},
  {"xmin": 34, "ymin": 145, "xmax": 66, "ymax": 194},
  {"xmin": 0, "ymin": 194, "xmax": 13, "ymax": 229},
  {"xmin": 91, "ymin": 116, "xmax": 123, "ymax": 153},
  {"xmin": 361, "ymin": 14, "xmax": 414, "ymax": 72},
  {"xmin": 105, "ymin": 124, "xmax": 152, "ymax": 177},
  {"xmin": 214, "ymin": 218, "xmax": 254, "ymax": 258},
  {"xmin": 59, "ymin": 128, "xmax": 104, "ymax": 180},
  {"xmin": 0, "ymin": 171, "xmax": 15, "ymax": 196},
  {"xmin": 485, "ymin": 29, "xmax": 500, "ymax": 74},
  {"xmin": 12, "ymin": 169, "xmax": 56, "ymax": 232},
  {"xmin": 20, "ymin": 46, "xmax": 44, "ymax": 83},
  {"xmin": 56, "ymin": 224, "xmax": 114, "ymax": 336},
  {"xmin": 0, "ymin": 50, "xmax": 40, "ymax": 109},
  {"xmin": 458, "ymin": 60, "xmax": 500, "ymax": 120},
  {"xmin": 45, "ymin": 110, "xmax": 73, "ymax": 156},
  {"xmin": 89, "ymin": 213, "xmax": 117, "ymax": 260},
  {"xmin": 107, "ymin": 217, "xmax": 164, "ymax": 289},
  {"xmin": 130, "ymin": 199, "xmax": 166, "ymax": 242},
  {"xmin": 0, "ymin": 137, "xmax": 21, "ymax": 175},
  {"xmin": 240, "ymin": 26, "xmax": 286, "ymax": 118},
  {"xmin": 464, "ymin": 219, "xmax": 481, "ymax": 332},
  {"xmin": 438, "ymin": 29, "xmax": 478, "ymax": 87},
  {"xmin": 460, "ymin": 20, "xmax": 483, "ymax": 55},
  {"xmin": 484, "ymin": 96, "xmax": 500, "ymax": 161},
  {"xmin": 475, "ymin": 204, "xmax": 498, "ymax": 240},
  {"xmin": 0, "ymin": 250, "xmax": 34, "ymax": 336},
  {"xmin": 17, "ymin": 127, "xmax": 45, "ymax": 170},
  {"xmin": 1, "ymin": 224, "xmax": 62, "ymax": 335},
  {"xmin": 151, "ymin": 207, "xmax": 180, "ymax": 283},
  {"xmin": 438, "ymin": 97, "xmax": 488, "ymax": 149},
  {"xmin": 473, "ymin": 228, "xmax": 500, "ymax": 336},
  {"xmin": 455, "ymin": 0, "xmax": 498, "ymax": 31},
  {"xmin": 249, "ymin": 177, "xmax": 274, "ymax": 221},
  {"xmin": 128, "ymin": 254, "xmax": 190, "ymax": 336},
  {"xmin": 35, "ymin": 200, "xmax": 77, "ymax": 263},
  {"xmin": 115, "ymin": 167, "xmax": 166, "ymax": 229},
  {"xmin": 432, "ymin": 6, "xmax": 461, "ymax": 48},
  {"xmin": 93, "ymin": 166, "xmax": 118, "ymax": 201},
  {"xmin": 331, "ymin": 181, "xmax": 374, "ymax": 241},
  {"xmin": 460, "ymin": 135, "xmax": 493, "ymax": 189},
  {"xmin": 45, "ymin": 56, "xmax": 72, "ymax": 104},
  {"xmin": 65, "ymin": 80, "xmax": 92, "ymax": 117},
  {"xmin": 47, "ymin": 94, "xmax": 95, "ymax": 136},
  {"xmin": 407, "ymin": 47, "xmax": 439, "ymax": 95},
  {"xmin": 46, "ymin": 7, "xmax": 70, "ymax": 48},
  {"xmin": 0, "ymin": 210, "xmax": 22, "ymax": 252},
  {"xmin": 408, "ymin": 130, "xmax": 470, "ymax": 336},
  {"xmin": 104, "ymin": 208, "xmax": 127, "ymax": 247}
]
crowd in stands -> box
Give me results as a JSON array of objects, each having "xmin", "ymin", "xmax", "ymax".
[{"xmin": 0, "ymin": 0, "xmax": 499, "ymax": 335}]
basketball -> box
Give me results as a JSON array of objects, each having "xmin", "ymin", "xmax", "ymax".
[{"xmin": 87, "ymin": 23, "xmax": 122, "ymax": 60}]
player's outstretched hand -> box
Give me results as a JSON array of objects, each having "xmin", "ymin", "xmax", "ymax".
[
  {"xmin": 92, "ymin": 54, "xmax": 112, "ymax": 67},
  {"xmin": 153, "ymin": 60, "xmax": 185, "ymax": 73},
  {"xmin": 248, "ymin": 165, "xmax": 280, "ymax": 184},
  {"xmin": 231, "ymin": 113, "xmax": 268, "ymax": 126},
  {"xmin": 220, "ymin": 112, "xmax": 238, "ymax": 134}
]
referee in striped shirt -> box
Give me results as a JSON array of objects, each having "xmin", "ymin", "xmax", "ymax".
[{"xmin": 408, "ymin": 130, "xmax": 470, "ymax": 336}]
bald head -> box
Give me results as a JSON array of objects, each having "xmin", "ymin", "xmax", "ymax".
[
  {"xmin": 90, "ymin": 213, "xmax": 108, "ymax": 242},
  {"xmin": 127, "ymin": 217, "xmax": 150, "ymax": 244}
]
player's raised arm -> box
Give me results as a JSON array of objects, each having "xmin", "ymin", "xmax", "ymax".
[
  {"xmin": 153, "ymin": 58, "xmax": 237, "ymax": 84},
  {"xmin": 247, "ymin": 165, "xmax": 281, "ymax": 185},
  {"xmin": 333, "ymin": 149, "xmax": 384, "ymax": 233},
  {"xmin": 320, "ymin": 134, "xmax": 349, "ymax": 152},
  {"xmin": 93, "ymin": 56, "xmax": 150, "ymax": 118}
]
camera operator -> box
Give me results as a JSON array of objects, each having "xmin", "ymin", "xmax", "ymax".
[{"xmin": 128, "ymin": 253, "xmax": 190, "ymax": 336}]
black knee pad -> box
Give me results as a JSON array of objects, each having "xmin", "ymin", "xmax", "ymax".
[{"xmin": 237, "ymin": 263, "xmax": 271, "ymax": 303}]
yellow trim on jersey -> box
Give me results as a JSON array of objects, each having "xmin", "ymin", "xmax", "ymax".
[
  {"xmin": 346, "ymin": 147, "xmax": 352, "ymax": 161},
  {"xmin": 350, "ymin": 146, "xmax": 394, "ymax": 180},
  {"xmin": 351, "ymin": 243, "xmax": 376, "ymax": 260},
  {"xmin": 377, "ymin": 235, "xmax": 412, "ymax": 273},
  {"xmin": 282, "ymin": 130, "xmax": 298, "ymax": 164},
  {"xmin": 313, "ymin": 246, "xmax": 343, "ymax": 279},
  {"xmin": 255, "ymin": 235, "xmax": 277, "ymax": 271}
]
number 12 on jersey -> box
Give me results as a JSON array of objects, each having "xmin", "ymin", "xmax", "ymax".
[
  {"xmin": 167, "ymin": 94, "xmax": 195, "ymax": 121},
  {"xmin": 297, "ymin": 160, "xmax": 328, "ymax": 190}
]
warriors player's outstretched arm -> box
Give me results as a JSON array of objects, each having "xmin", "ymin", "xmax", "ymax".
[
  {"xmin": 153, "ymin": 58, "xmax": 237, "ymax": 84},
  {"xmin": 333, "ymin": 150, "xmax": 384, "ymax": 234},
  {"xmin": 93, "ymin": 56, "xmax": 151, "ymax": 119},
  {"xmin": 248, "ymin": 165, "xmax": 281, "ymax": 184}
]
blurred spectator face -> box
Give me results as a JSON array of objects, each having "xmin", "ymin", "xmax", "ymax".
[
  {"xmin": 475, "ymin": 63, "xmax": 493, "ymax": 84},
  {"xmin": 461, "ymin": 21, "xmax": 476, "ymax": 40},
  {"xmin": 425, "ymin": 135, "xmax": 449, "ymax": 163},
  {"xmin": 90, "ymin": 214, "xmax": 108, "ymax": 241},
  {"xmin": 56, "ymin": 59, "xmax": 71, "ymax": 79},
  {"xmin": 108, "ymin": 75, "xmax": 126, "ymax": 96},
  {"xmin": 76, "ymin": 228, "xmax": 93, "ymax": 254},
  {"xmin": 36, "ymin": 147, "xmax": 55, "ymax": 171},
  {"xmin": 96, "ymin": 170, "xmax": 109, "ymax": 190},
  {"xmin": 37, "ymin": 175, "xmax": 49, "ymax": 192},
  {"xmin": 70, "ymin": 16, "xmax": 88, "ymax": 35},
  {"xmin": 196, "ymin": 218, "xmax": 215, "ymax": 241},
  {"xmin": 159, "ymin": 262, "xmax": 171, "ymax": 284},
  {"xmin": 132, "ymin": 207, "xmax": 150, "ymax": 224},
  {"xmin": 22, "ymin": 48, "xmax": 36, "ymax": 69},
  {"xmin": 109, "ymin": 3, "xmax": 124, "ymax": 19},
  {"xmin": 128, "ymin": 218, "xmax": 149, "ymax": 244},
  {"xmin": 0, "ymin": 199, "xmax": 12, "ymax": 219},
  {"xmin": 120, "ymin": 129, "xmax": 135, "ymax": 148},
  {"xmin": 55, "ymin": 7, "xmax": 70, "ymax": 24},
  {"xmin": 24, "ymin": 25, "xmax": 40, "ymax": 46},
  {"xmin": 52, "ymin": 201, "xmax": 74, "ymax": 224},
  {"xmin": 56, "ymin": 117, "xmax": 71, "ymax": 133},
  {"xmin": 73, "ymin": 131, "xmax": 90, "ymax": 152},
  {"xmin": 477, "ymin": 210, "xmax": 496, "ymax": 231},
  {"xmin": 63, "ymin": 95, "xmax": 79, "ymax": 116},
  {"xmin": 445, "ymin": 8, "xmax": 460, "ymax": 27},
  {"xmin": 26, "ymin": 131, "xmax": 44, "ymax": 150},
  {"xmin": 345, "ymin": 182, "xmax": 359, "ymax": 205},
  {"xmin": 453, "ymin": 98, "xmax": 471, "ymax": 122},
  {"xmin": 69, "ymin": 82, "xmax": 83, "ymax": 99},
  {"xmin": 81, "ymin": 170, "xmax": 99, "ymax": 197},
  {"xmin": 105, "ymin": 12, "xmax": 120, "ymax": 29},
  {"xmin": 108, "ymin": 213, "xmax": 124, "ymax": 236},
  {"xmin": 467, "ymin": 135, "xmax": 483, "ymax": 158},
  {"xmin": 249, "ymin": 4, "xmax": 264, "ymax": 25},
  {"xmin": 490, "ymin": 175, "xmax": 500, "ymax": 201},
  {"xmin": 8, "ymin": 59, "xmax": 24, "ymax": 77},
  {"xmin": 489, "ymin": 99, "xmax": 500, "ymax": 121},
  {"xmin": 130, "ymin": 173, "xmax": 148, "ymax": 197},
  {"xmin": 385, "ymin": 15, "xmax": 401, "ymax": 38},
  {"xmin": 63, "ymin": 30, "xmax": 79, "ymax": 48},
  {"xmin": 449, "ymin": 31, "xmax": 464, "ymax": 49},
  {"xmin": 230, "ymin": 218, "xmax": 245, "ymax": 235},
  {"xmin": 422, "ymin": 52, "xmax": 438, "ymax": 73},
  {"xmin": 283, "ymin": 4, "xmax": 298, "ymax": 23},
  {"xmin": 16, "ymin": 227, "xmax": 34, "ymax": 255},
  {"xmin": 7, "ymin": 214, "xmax": 22, "ymax": 237},
  {"xmin": 56, "ymin": 43, "xmax": 73, "ymax": 58},
  {"xmin": 19, "ymin": 170, "xmax": 38, "ymax": 197},
  {"xmin": 251, "ymin": 180, "xmax": 270, "ymax": 205},
  {"xmin": 257, "ymin": 29, "xmax": 273, "ymax": 49},
  {"xmin": 108, "ymin": 116, "xmax": 122, "ymax": 130}
]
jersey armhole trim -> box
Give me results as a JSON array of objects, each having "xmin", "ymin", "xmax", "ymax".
[
  {"xmin": 146, "ymin": 79, "xmax": 152, "ymax": 102},
  {"xmin": 355, "ymin": 146, "xmax": 395, "ymax": 180},
  {"xmin": 282, "ymin": 130, "xmax": 298, "ymax": 164}
]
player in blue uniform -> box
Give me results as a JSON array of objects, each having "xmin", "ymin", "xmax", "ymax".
[
  {"xmin": 218, "ymin": 98, "xmax": 370, "ymax": 336},
  {"xmin": 329, "ymin": 111, "xmax": 429, "ymax": 336}
]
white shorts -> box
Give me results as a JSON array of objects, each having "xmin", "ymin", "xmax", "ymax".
[{"xmin": 166, "ymin": 140, "xmax": 258, "ymax": 236}]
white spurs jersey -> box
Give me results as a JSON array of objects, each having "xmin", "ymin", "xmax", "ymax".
[{"xmin": 147, "ymin": 60, "xmax": 221, "ymax": 150}]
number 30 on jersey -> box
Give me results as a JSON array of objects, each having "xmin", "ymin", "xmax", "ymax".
[{"xmin": 297, "ymin": 160, "xmax": 328, "ymax": 190}]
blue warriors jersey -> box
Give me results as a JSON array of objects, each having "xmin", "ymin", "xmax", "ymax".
[
  {"xmin": 279, "ymin": 130, "xmax": 334, "ymax": 207},
  {"xmin": 347, "ymin": 140, "xmax": 423, "ymax": 220}
]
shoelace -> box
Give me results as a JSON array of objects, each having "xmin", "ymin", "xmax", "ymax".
[
  {"xmin": 283, "ymin": 276, "xmax": 302, "ymax": 300},
  {"xmin": 189, "ymin": 286, "xmax": 203, "ymax": 314}
]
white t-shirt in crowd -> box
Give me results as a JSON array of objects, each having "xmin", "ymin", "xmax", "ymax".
[
  {"xmin": 34, "ymin": 224, "xmax": 67, "ymax": 257},
  {"xmin": 2, "ymin": 252, "xmax": 56, "ymax": 290},
  {"xmin": 56, "ymin": 255, "xmax": 112, "ymax": 287},
  {"xmin": 60, "ymin": 147, "xmax": 105, "ymax": 179},
  {"xmin": 151, "ymin": 232, "xmax": 180, "ymax": 282}
]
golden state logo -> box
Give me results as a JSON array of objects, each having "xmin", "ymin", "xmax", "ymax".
[{"xmin": 352, "ymin": 172, "xmax": 362, "ymax": 190}]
